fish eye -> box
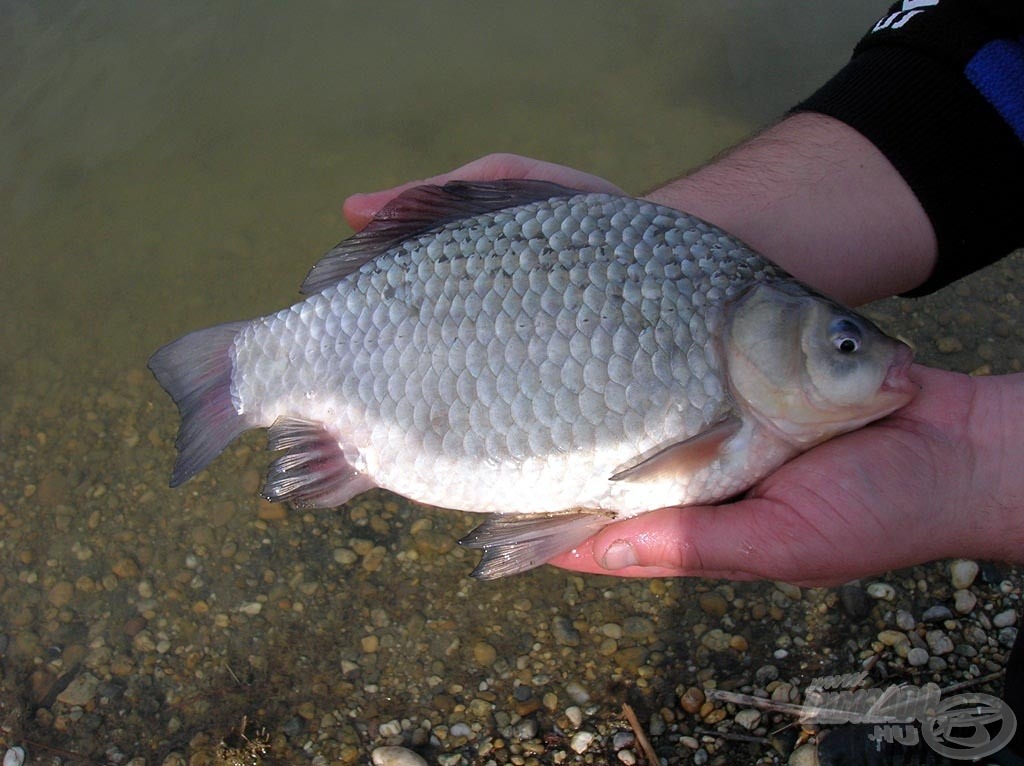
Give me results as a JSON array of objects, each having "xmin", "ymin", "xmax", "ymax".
[{"xmin": 829, "ymin": 318, "xmax": 862, "ymax": 354}]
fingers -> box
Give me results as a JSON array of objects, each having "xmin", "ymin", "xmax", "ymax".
[
  {"xmin": 342, "ymin": 153, "xmax": 623, "ymax": 230},
  {"xmin": 547, "ymin": 500, "xmax": 828, "ymax": 583}
]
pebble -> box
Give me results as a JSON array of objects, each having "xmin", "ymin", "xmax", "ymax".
[
  {"xmin": 700, "ymin": 628, "xmax": 731, "ymax": 652},
  {"xmin": 789, "ymin": 743, "xmax": 819, "ymax": 766},
  {"xmin": 622, "ymin": 616, "xmax": 655, "ymax": 639},
  {"xmin": 552, "ymin": 616, "xmax": 580, "ymax": 646},
  {"xmin": 925, "ymin": 630, "xmax": 954, "ymax": 655},
  {"xmin": 472, "ymin": 641, "xmax": 497, "ymax": 666},
  {"xmin": 950, "ymin": 559, "xmax": 979, "ymax": 590},
  {"xmin": 866, "ymin": 582, "xmax": 896, "ymax": 601},
  {"xmin": 565, "ymin": 680, "xmax": 590, "ymax": 705},
  {"xmin": 512, "ymin": 718, "xmax": 537, "ymax": 740},
  {"xmin": 698, "ymin": 592, "xmax": 729, "ymax": 618},
  {"xmin": 371, "ymin": 747, "xmax": 427, "ymax": 766},
  {"xmin": 734, "ymin": 708, "xmax": 761, "ymax": 730},
  {"xmin": 47, "ymin": 581, "xmax": 74, "ymax": 608},
  {"xmin": 4, "ymin": 748, "xmax": 25, "ymax": 766},
  {"xmin": 680, "ymin": 686, "xmax": 705, "ymax": 714},
  {"xmin": 570, "ymin": 731, "xmax": 596, "ymax": 754},
  {"xmin": 895, "ymin": 609, "xmax": 916, "ymax": 631},
  {"xmin": 953, "ymin": 589, "xmax": 977, "ymax": 614},
  {"xmin": 922, "ymin": 605, "xmax": 954, "ymax": 623},
  {"xmin": 57, "ymin": 672, "xmax": 99, "ymax": 706},
  {"xmin": 839, "ymin": 582, "xmax": 871, "ymax": 618},
  {"xmin": 565, "ymin": 705, "xmax": 583, "ymax": 728},
  {"xmin": 993, "ymin": 609, "xmax": 1018, "ymax": 628},
  {"xmin": 907, "ymin": 647, "xmax": 930, "ymax": 667}
]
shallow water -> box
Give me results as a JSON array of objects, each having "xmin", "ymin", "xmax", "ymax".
[{"xmin": 1, "ymin": 2, "xmax": 1021, "ymax": 763}]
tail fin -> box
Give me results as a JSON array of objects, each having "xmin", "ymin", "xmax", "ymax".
[{"xmin": 147, "ymin": 321, "xmax": 252, "ymax": 487}]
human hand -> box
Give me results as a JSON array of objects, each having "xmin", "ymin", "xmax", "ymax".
[
  {"xmin": 342, "ymin": 153, "xmax": 623, "ymax": 230},
  {"xmin": 549, "ymin": 366, "xmax": 1024, "ymax": 586}
]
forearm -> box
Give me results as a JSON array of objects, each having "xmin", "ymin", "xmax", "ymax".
[
  {"xmin": 642, "ymin": 113, "xmax": 936, "ymax": 306},
  {"xmin": 968, "ymin": 372, "xmax": 1024, "ymax": 563}
]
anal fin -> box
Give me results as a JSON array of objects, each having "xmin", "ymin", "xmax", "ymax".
[
  {"xmin": 262, "ymin": 417, "xmax": 375, "ymax": 509},
  {"xmin": 459, "ymin": 511, "xmax": 613, "ymax": 580}
]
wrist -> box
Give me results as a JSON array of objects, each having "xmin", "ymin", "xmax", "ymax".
[{"xmin": 965, "ymin": 373, "xmax": 1024, "ymax": 564}]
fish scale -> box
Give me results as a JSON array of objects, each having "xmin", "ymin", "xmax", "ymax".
[
  {"xmin": 150, "ymin": 179, "xmax": 915, "ymax": 578},
  {"xmin": 229, "ymin": 192, "xmax": 759, "ymax": 515}
]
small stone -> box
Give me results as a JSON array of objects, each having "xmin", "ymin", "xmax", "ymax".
[
  {"xmin": 936, "ymin": 336, "xmax": 963, "ymax": 354},
  {"xmin": 472, "ymin": 641, "xmax": 497, "ymax": 666},
  {"xmin": 907, "ymin": 648, "xmax": 929, "ymax": 667},
  {"xmin": 866, "ymin": 582, "xmax": 896, "ymax": 601},
  {"xmin": 237, "ymin": 601, "xmax": 262, "ymax": 616},
  {"xmin": 950, "ymin": 559, "xmax": 979, "ymax": 590},
  {"xmin": 379, "ymin": 719, "xmax": 402, "ymax": 737},
  {"xmin": 681, "ymin": 735, "xmax": 700, "ymax": 749},
  {"xmin": 565, "ymin": 705, "xmax": 583, "ymax": 728},
  {"xmin": 895, "ymin": 609, "xmax": 916, "ymax": 631},
  {"xmin": 600, "ymin": 623, "xmax": 623, "ymax": 639},
  {"xmin": 839, "ymin": 583, "xmax": 871, "ymax": 619},
  {"xmin": 371, "ymin": 747, "xmax": 427, "ymax": 766},
  {"xmin": 700, "ymin": 628, "xmax": 731, "ymax": 652},
  {"xmin": 926, "ymin": 630, "xmax": 954, "ymax": 655},
  {"xmin": 565, "ymin": 680, "xmax": 590, "ymax": 705},
  {"xmin": 877, "ymin": 630, "xmax": 908, "ymax": 647},
  {"xmin": 953, "ymin": 589, "xmax": 977, "ymax": 614},
  {"xmin": 569, "ymin": 731, "xmax": 596, "ymax": 754},
  {"xmin": 774, "ymin": 581, "xmax": 802, "ymax": 601},
  {"xmin": 612, "ymin": 731, "xmax": 635, "ymax": 750},
  {"xmin": 617, "ymin": 750, "xmax": 636, "ymax": 765},
  {"xmin": 729, "ymin": 634, "xmax": 749, "ymax": 652},
  {"xmin": 552, "ymin": 616, "xmax": 580, "ymax": 647},
  {"xmin": 993, "ymin": 609, "xmax": 1018, "ymax": 628},
  {"xmin": 257, "ymin": 504, "xmax": 287, "ymax": 521},
  {"xmin": 57, "ymin": 672, "xmax": 100, "ymax": 706},
  {"xmin": 698, "ymin": 592, "xmax": 729, "ymax": 618},
  {"xmin": 703, "ymin": 707, "xmax": 727, "ymax": 725},
  {"xmin": 111, "ymin": 558, "xmax": 140, "ymax": 579},
  {"xmin": 622, "ymin": 615, "xmax": 656, "ymax": 639},
  {"xmin": 680, "ymin": 686, "xmax": 705, "ymax": 714},
  {"xmin": 4, "ymin": 747, "xmax": 26, "ymax": 766},
  {"xmin": 47, "ymin": 581, "xmax": 74, "ymax": 607},
  {"xmin": 512, "ymin": 718, "xmax": 538, "ymax": 740},
  {"xmin": 361, "ymin": 635, "xmax": 380, "ymax": 653},
  {"xmin": 789, "ymin": 743, "xmax": 819, "ymax": 766},
  {"xmin": 755, "ymin": 664, "xmax": 779, "ymax": 685},
  {"xmin": 922, "ymin": 605, "xmax": 954, "ymax": 623},
  {"xmin": 734, "ymin": 708, "xmax": 761, "ymax": 731}
]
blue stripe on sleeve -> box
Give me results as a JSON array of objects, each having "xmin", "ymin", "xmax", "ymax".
[{"xmin": 965, "ymin": 37, "xmax": 1024, "ymax": 144}]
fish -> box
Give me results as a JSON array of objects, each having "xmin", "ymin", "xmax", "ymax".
[{"xmin": 148, "ymin": 179, "xmax": 916, "ymax": 579}]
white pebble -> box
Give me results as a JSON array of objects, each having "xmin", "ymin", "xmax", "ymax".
[
  {"xmin": 735, "ymin": 708, "xmax": 761, "ymax": 730},
  {"xmin": 788, "ymin": 743, "xmax": 819, "ymax": 766},
  {"xmin": 617, "ymin": 749, "xmax": 637, "ymax": 765},
  {"xmin": 994, "ymin": 609, "xmax": 1018, "ymax": 628},
  {"xmin": 953, "ymin": 589, "xmax": 977, "ymax": 614},
  {"xmin": 950, "ymin": 559, "xmax": 979, "ymax": 590},
  {"xmin": 570, "ymin": 731, "xmax": 596, "ymax": 754},
  {"xmin": 371, "ymin": 747, "xmax": 427, "ymax": 766},
  {"xmin": 237, "ymin": 601, "xmax": 262, "ymax": 615},
  {"xmin": 4, "ymin": 748, "xmax": 25, "ymax": 766},
  {"xmin": 379, "ymin": 719, "xmax": 402, "ymax": 737},
  {"xmin": 867, "ymin": 583, "xmax": 896, "ymax": 601},
  {"xmin": 565, "ymin": 705, "xmax": 584, "ymax": 728}
]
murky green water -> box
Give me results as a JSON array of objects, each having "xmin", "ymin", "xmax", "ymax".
[{"xmin": 2, "ymin": 2, "xmax": 1021, "ymax": 763}]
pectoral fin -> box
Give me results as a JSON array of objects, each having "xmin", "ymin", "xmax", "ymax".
[
  {"xmin": 610, "ymin": 417, "xmax": 742, "ymax": 483},
  {"xmin": 460, "ymin": 510, "xmax": 614, "ymax": 580}
]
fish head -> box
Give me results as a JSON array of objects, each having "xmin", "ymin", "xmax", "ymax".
[{"xmin": 721, "ymin": 281, "xmax": 917, "ymax": 447}]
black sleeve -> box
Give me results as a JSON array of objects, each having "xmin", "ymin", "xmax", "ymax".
[{"xmin": 791, "ymin": 0, "xmax": 1024, "ymax": 296}]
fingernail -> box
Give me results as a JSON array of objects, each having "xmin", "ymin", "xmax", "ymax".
[{"xmin": 601, "ymin": 540, "xmax": 639, "ymax": 570}]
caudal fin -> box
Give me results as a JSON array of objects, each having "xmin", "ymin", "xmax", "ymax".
[{"xmin": 147, "ymin": 321, "xmax": 252, "ymax": 487}]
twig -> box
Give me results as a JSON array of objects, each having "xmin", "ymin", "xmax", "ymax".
[
  {"xmin": 941, "ymin": 670, "xmax": 1005, "ymax": 696},
  {"xmin": 694, "ymin": 726, "xmax": 772, "ymax": 745},
  {"xmin": 704, "ymin": 689, "xmax": 809, "ymax": 717},
  {"xmin": 621, "ymin": 702, "xmax": 660, "ymax": 766}
]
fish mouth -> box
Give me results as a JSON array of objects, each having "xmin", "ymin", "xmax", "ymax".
[{"xmin": 880, "ymin": 341, "xmax": 918, "ymax": 402}]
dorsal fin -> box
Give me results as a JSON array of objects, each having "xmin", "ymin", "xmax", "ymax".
[{"xmin": 300, "ymin": 179, "xmax": 583, "ymax": 294}]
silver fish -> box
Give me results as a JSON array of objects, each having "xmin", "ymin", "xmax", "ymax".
[{"xmin": 149, "ymin": 180, "xmax": 916, "ymax": 578}]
